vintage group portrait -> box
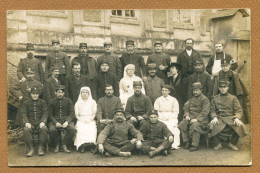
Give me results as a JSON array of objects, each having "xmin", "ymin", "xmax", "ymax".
[{"xmin": 6, "ymin": 9, "xmax": 251, "ymax": 166}]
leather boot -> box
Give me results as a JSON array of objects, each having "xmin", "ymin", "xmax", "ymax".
[
  {"xmin": 62, "ymin": 144, "xmax": 71, "ymax": 153},
  {"xmin": 38, "ymin": 145, "xmax": 45, "ymax": 156},
  {"xmin": 26, "ymin": 142, "xmax": 35, "ymax": 157},
  {"xmin": 148, "ymin": 145, "xmax": 165, "ymax": 158},
  {"xmin": 183, "ymin": 142, "xmax": 190, "ymax": 150},
  {"xmin": 54, "ymin": 144, "xmax": 60, "ymax": 153}
]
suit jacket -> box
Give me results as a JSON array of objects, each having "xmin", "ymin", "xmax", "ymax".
[{"xmin": 43, "ymin": 77, "xmax": 61, "ymax": 103}]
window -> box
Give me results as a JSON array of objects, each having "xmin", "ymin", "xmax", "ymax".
[
  {"xmin": 173, "ymin": 10, "xmax": 194, "ymax": 26},
  {"xmin": 111, "ymin": 10, "xmax": 135, "ymax": 18}
]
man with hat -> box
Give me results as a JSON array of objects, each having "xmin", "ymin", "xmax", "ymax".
[
  {"xmin": 120, "ymin": 40, "xmax": 147, "ymax": 79},
  {"xmin": 95, "ymin": 59, "xmax": 119, "ymax": 100},
  {"xmin": 71, "ymin": 43, "xmax": 98, "ymax": 81},
  {"xmin": 17, "ymin": 43, "xmax": 45, "ymax": 84},
  {"xmin": 178, "ymin": 82, "xmax": 210, "ymax": 151},
  {"xmin": 146, "ymin": 41, "xmax": 171, "ymax": 83},
  {"xmin": 45, "ymin": 40, "xmax": 70, "ymax": 85},
  {"xmin": 125, "ymin": 81, "xmax": 153, "ymax": 128},
  {"xmin": 21, "ymin": 86, "xmax": 48, "ymax": 157},
  {"xmin": 97, "ymin": 41, "xmax": 122, "ymax": 81},
  {"xmin": 209, "ymin": 80, "xmax": 247, "ymax": 151},
  {"xmin": 43, "ymin": 66, "xmax": 61, "ymax": 103},
  {"xmin": 139, "ymin": 110, "xmax": 174, "ymax": 158},
  {"xmin": 97, "ymin": 108, "xmax": 143, "ymax": 157},
  {"xmin": 144, "ymin": 63, "xmax": 165, "ymax": 105},
  {"xmin": 188, "ymin": 58, "xmax": 213, "ymax": 100},
  {"xmin": 206, "ymin": 41, "xmax": 238, "ymax": 76},
  {"xmin": 212, "ymin": 58, "xmax": 249, "ymax": 124},
  {"xmin": 10, "ymin": 68, "xmax": 43, "ymax": 126},
  {"xmin": 48, "ymin": 85, "xmax": 76, "ymax": 153}
]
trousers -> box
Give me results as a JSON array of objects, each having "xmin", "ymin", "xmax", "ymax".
[
  {"xmin": 23, "ymin": 125, "xmax": 48, "ymax": 146},
  {"xmin": 103, "ymin": 141, "xmax": 135, "ymax": 155}
]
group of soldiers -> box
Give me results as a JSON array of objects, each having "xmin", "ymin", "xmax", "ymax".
[{"xmin": 10, "ymin": 38, "xmax": 249, "ymax": 158}]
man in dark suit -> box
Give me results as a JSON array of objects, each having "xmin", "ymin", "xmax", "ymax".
[
  {"xmin": 65, "ymin": 62, "xmax": 97, "ymax": 104},
  {"xmin": 120, "ymin": 40, "xmax": 147, "ymax": 79}
]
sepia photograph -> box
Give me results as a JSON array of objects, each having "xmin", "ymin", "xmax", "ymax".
[{"xmin": 6, "ymin": 9, "xmax": 251, "ymax": 166}]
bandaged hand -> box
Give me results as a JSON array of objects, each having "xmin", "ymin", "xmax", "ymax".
[
  {"xmin": 234, "ymin": 118, "xmax": 243, "ymax": 126},
  {"xmin": 211, "ymin": 117, "xmax": 219, "ymax": 125}
]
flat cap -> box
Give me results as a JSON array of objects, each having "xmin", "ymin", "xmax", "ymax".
[
  {"xmin": 218, "ymin": 80, "xmax": 230, "ymax": 87},
  {"xmin": 26, "ymin": 43, "xmax": 34, "ymax": 50},
  {"xmin": 79, "ymin": 43, "xmax": 87, "ymax": 48},
  {"xmin": 192, "ymin": 82, "xmax": 202, "ymax": 89},
  {"xmin": 154, "ymin": 41, "xmax": 162, "ymax": 46},
  {"xmin": 133, "ymin": 81, "xmax": 142, "ymax": 87},
  {"xmin": 126, "ymin": 40, "xmax": 134, "ymax": 46},
  {"xmin": 25, "ymin": 68, "xmax": 34, "ymax": 74},
  {"xmin": 52, "ymin": 40, "xmax": 60, "ymax": 45},
  {"xmin": 147, "ymin": 63, "xmax": 157, "ymax": 70},
  {"xmin": 56, "ymin": 85, "xmax": 65, "ymax": 91}
]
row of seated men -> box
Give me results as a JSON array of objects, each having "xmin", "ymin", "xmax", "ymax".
[{"xmin": 18, "ymin": 79, "xmax": 246, "ymax": 158}]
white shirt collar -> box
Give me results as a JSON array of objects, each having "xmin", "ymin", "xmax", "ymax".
[{"xmin": 186, "ymin": 49, "xmax": 192, "ymax": 56}]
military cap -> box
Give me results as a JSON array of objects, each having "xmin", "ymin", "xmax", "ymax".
[
  {"xmin": 52, "ymin": 40, "xmax": 60, "ymax": 45},
  {"xmin": 169, "ymin": 62, "xmax": 182, "ymax": 70},
  {"xmin": 114, "ymin": 108, "xmax": 125, "ymax": 115},
  {"xmin": 56, "ymin": 85, "xmax": 65, "ymax": 91},
  {"xmin": 50, "ymin": 66, "xmax": 60, "ymax": 72},
  {"xmin": 149, "ymin": 110, "xmax": 158, "ymax": 116},
  {"xmin": 26, "ymin": 43, "xmax": 34, "ymax": 50},
  {"xmin": 25, "ymin": 68, "xmax": 34, "ymax": 74},
  {"xmin": 30, "ymin": 86, "xmax": 40, "ymax": 94},
  {"xmin": 79, "ymin": 43, "xmax": 87, "ymax": 48},
  {"xmin": 154, "ymin": 41, "xmax": 162, "ymax": 46},
  {"xmin": 100, "ymin": 59, "xmax": 109, "ymax": 66},
  {"xmin": 103, "ymin": 41, "xmax": 112, "ymax": 47},
  {"xmin": 221, "ymin": 58, "xmax": 231, "ymax": 65},
  {"xmin": 192, "ymin": 82, "xmax": 202, "ymax": 89},
  {"xmin": 218, "ymin": 80, "xmax": 230, "ymax": 87},
  {"xmin": 126, "ymin": 40, "xmax": 134, "ymax": 46},
  {"xmin": 147, "ymin": 63, "xmax": 157, "ymax": 70},
  {"xmin": 194, "ymin": 58, "xmax": 204, "ymax": 65},
  {"xmin": 133, "ymin": 81, "xmax": 142, "ymax": 87}
]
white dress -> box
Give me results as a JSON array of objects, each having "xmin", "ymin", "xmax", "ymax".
[{"xmin": 74, "ymin": 87, "xmax": 97, "ymax": 149}]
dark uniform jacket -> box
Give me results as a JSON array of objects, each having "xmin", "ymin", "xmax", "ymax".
[
  {"xmin": 96, "ymin": 96, "xmax": 123, "ymax": 122},
  {"xmin": 97, "ymin": 120, "xmax": 143, "ymax": 145},
  {"xmin": 97, "ymin": 53, "xmax": 123, "ymax": 81},
  {"xmin": 71, "ymin": 54, "xmax": 98, "ymax": 80},
  {"xmin": 125, "ymin": 93, "xmax": 153, "ymax": 120},
  {"xmin": 146, "ymin": 53, "xmax": 171, "ymax": 83},
  {"xmin": 45, "ymin": 51, "xmax": 70, "ymax": 77},
  {"xmin": 43, "ymin": 77, "xmax": 61, "ymax": 102},
  {"xmin": 65, "ymin": 74, "xmax": 97, "ymax": 104},
  {"xmin": 17, "ymin": 57, "xmax": 45, "ymax": 83},
  {"xmin": 139, "ymin": 120, "xmax": 172, "ymax": 144},
  {"xmin": 210, "ymin": 93, "xmax": 247, "ymax": 137},
  {"xmin": 95, "ymin": 72, "xmax": 119, "ymax": 100},
  {"xmin": 206, "ymin": 52, "xmax": 238, "ymax": 75},
  {"xmin": 21, "ymin": 98, "xmax": 48, "ymax": 125},
  {"xmin": 177, "ymin": 49, "xmax": 201, "ymax": 77},
  {"xmin": 144, "ymin": 76, "xmax": 165, "ymax": 104},
  {"xmin": 48, "ymin": 97, "xmax": 75, "ymax": 124},
  {"xmin": 120, "ymin": 53, "xmax": 147, "ymax": 78}
]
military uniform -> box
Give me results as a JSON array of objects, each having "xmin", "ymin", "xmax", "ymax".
[
  {"xmin": 43, "ymin": 76, "xmax": 61, "ymax": 103},
  {"xmin": 144, "ymin": 76, "xmax": 165, "ymax": 105},
  {"xmin": 97, "ymin": 120, "xmax": 143, "ymax": 156}
]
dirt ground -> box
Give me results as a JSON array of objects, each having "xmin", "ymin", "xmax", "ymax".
[{"xmin": 8, "ymin": 125, "xmax": 251, "ymax": 167}]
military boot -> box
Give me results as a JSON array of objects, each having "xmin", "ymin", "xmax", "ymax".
[
  {"xmin": 62, "ymin": 144, "xmax": 71, "ymax": 153},
  {"xmin": 26, "ymin": 142, "xmax": 35, "ymax": 157},
  {"xmin": 54, "ymin": 144, "xmax": 60, "ymax": 153},
  {"xmin": 38, "ymin": 145, "xmax": 45, "ymax": 156},
  {"xmin": 148, "ymin": 145, "xmax": 165, "ymax": 158}
]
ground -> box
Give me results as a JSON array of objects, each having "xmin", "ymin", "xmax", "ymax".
[{"xmin": 8, "ymin": 125, "xmax": 251, "ymax": 167}]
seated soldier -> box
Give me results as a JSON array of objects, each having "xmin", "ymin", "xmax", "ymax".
[
  {"xmin": 97, "ymin": 108, "xmax": 143, "ymax": 157},
  {"xmin": 209, "ymin": 80, "xmax": 247, "ymax": 151},
  {"xmin": 139, "ymin": 110, "xmax": 174, "ymax": 158},
  {"xmin": 125, "ymin": 81, "xmax": 153, "ymax": 128},
  {"xmin": 21, "ymin": 86, "xmax": 48, "ymax": 157},
  {"xmin": 96, "ymin": 84, "xmax": 123, "ymax": 134},
  {"xmin": 178, "ymin": 82, "xmax": 210, "ymax": 151},
  {"xmin": 48, "ymin": 85, "xmax": 76, "ymax": 153}
]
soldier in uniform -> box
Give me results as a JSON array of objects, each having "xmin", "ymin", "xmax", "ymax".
[
  {"xmin": 48, "ymin": 85, "xmax": 76, "ymax": 153},
  {"xmin": 97, "ymin": 108, "xmax": 143, "ymax": 157},
  {"xmin": 10, "ymin": 68, "xmax": 42, "ymax": 126},
  {"xmin": 146, "ymin": 41, "xmax": 171, "ymax": 83},
  {"xmin": 209, "ymin": 80, "xmax": 247, "ymax": 151},
  {"xmin": 96, "ymin": 84, "xmax": 123, "ymax": 134},
  {"xmin": 188, "ymin": 58, "xmax": 213, "ymax": 100},
  {"xmin": 178, "ymin": 82, "xmax": 210, "ymax": 151},
  {"xmin": 177, "ymin": 38, "xmax": 202, "ymax": 103},
  {"xmin": 144, "ymin": 63, "xmax": 165, "ymax": 105},
  {"xmin": 17, "ymin": 43, "xmax": 45, "ymax": 84},
  {"xmin": 125, "ymin": 81, "xmax": 153, "ymax": 128},
  {"xmin": 21, "ymin": 86, "xmax": 48, "ymax": 157},
  {"xmin": 139, "ymin": 110, "xmax": 174, "ymax": 158},
  {"xmin": 120, "ymin": 40, "xmax": 147, "ymax": 79},
  {"xmin": 45, "ymin": 40, "xmax": 70, "ymax": 85},
  {"xmin": 97, "ymin": 41, "xmax": 122, "ymax": 81},
  {"xmin": 71, "ymin": 43, "xmax": 98, "ymax": 81}
]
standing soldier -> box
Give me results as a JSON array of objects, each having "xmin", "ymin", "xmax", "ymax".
[
  {"xmin": 17, "ymin": 43, "xmax": 45, "ymax": 84},
  {"xmin": 120, "ymin": 40, "xmax": 147, "ymax": 79},
  {"xmin": 10, "ymin": 68, "xmax": 42, "ymax": 126},
  {"xmin": 178, "ymin": 82, "xmax": 210, "ymax": 151},
  {"xmin": 71, "ymin": 43, "xmax": 98, "ymax": 81},
  {"xmin": 21, "ymin": 86, "xmax": 48, "ymax": 157},
  {"xmin": 146, "ymin": 41, "xmax": 171, "ymax": 83},
  {"xmin": 97, "ymin": 41, "xmax": 122, "ymax": 81},
  {"xmin": 45, "ymin": 40, "xmax": 70, "ymax": 85},
  {"xmin": 209, "ymin": 80, "xmax": 247, "ymax": 151},
  {"xmin": 177, "ymin": 38, "xmax": 202, "ymax": 103}
]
